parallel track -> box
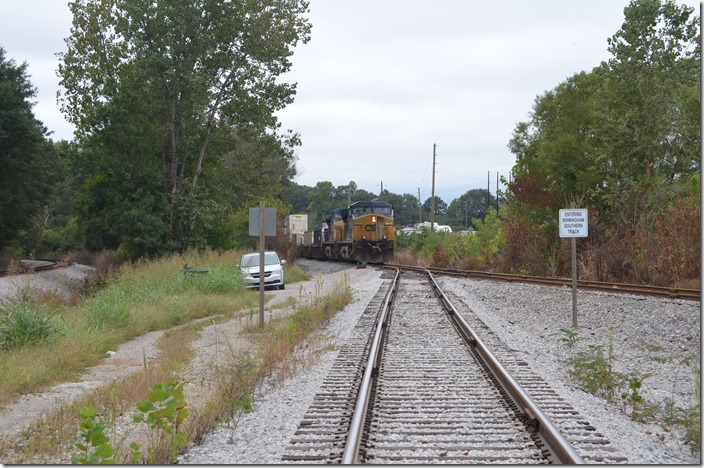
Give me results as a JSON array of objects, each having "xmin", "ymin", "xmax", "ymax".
[
  {"xmin": 0, "ymin": 259, "xmax": 71, "ymax": 278},
  {"xmin": 387, "ymin": 263, "xmax": 699, "ymax": 301},
  {"xmin": 282, "ymin": 268, "xmax": 626, "ymax": 464}
]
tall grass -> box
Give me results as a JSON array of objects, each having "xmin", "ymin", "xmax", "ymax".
[
  {"xmin": 0, "ymin": 249, "xmax": 255, "ymax": 406},
  {"xmin": 0, "ymin": 320, "xmax": 208, "ymax": 463},
  {"xmin": 186, "ymin": 273, "xmax": 352, "ymax": 449},
  {"xmin": 0, "ymin": 262, "xmax": 351, "ymax": 464},
  {"xmin": 0, "ymin": 298, "xmax": 64, "ymax": 350}
]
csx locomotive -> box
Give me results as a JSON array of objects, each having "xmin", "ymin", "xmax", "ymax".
[{"xmin": 300, "ymin": 200, "xmax": 395, "ymax": 264}]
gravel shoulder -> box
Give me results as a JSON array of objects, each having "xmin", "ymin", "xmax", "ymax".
[
  {"xmin": 440, "ymin": 277, "xmax": 700, "ymax": 465},
  {"xmin": 182, "ymin": 269, "xmax": 701, "ymax": 465}
]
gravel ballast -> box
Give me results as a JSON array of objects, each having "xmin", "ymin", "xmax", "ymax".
[
  {"xmin": 0, "ymin": 260, "xmax": 699, "ymax": 464},
  {"xmin": 181, "ymin": 265, "xmax": 700, "ymax": 465}
]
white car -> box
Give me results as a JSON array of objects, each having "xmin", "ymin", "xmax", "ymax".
[{"xmin": 239, "ymin": 251, "xmax": 286, "ymax": 290}]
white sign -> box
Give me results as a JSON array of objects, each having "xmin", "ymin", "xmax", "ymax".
[{"xmin": 559, "ymin": 209, "xmax": 588, "ymax": 238}]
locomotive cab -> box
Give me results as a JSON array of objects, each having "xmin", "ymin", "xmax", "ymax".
[
  {"xmin": 347, "ymin": 200, "xmax": 395, "ymax": 263},
  {"xmin": 299, "ymin": 199, "xmax": 395, "ymax": 264}
]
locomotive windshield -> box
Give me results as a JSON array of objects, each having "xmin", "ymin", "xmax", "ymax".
[{"xmin": 349, "ymin": 200, "xmax": 393, "ymax": 218}]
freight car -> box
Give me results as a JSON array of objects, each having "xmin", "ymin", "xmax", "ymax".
[{"xmin": 299, "ymin": 200, "xmax": 395, "ymax": 264}]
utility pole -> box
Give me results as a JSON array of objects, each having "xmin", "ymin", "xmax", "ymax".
[
  {"xmin": 496, "ymin": 171, "xmax": 499, "ymax": 212},
  {"xmin": 431, "ymin": 144, "xmax": 436, "ymax": 231},
  {"xmin": 380, "ymin": 181, "xmax": 383, "ymax": 197},
  {"xmin": 418, "ymin": 187, "xmax": 422, "ymax": 223},
  {"xmin": 487, "ymin": 171, "xmax": 490, "ymax": 212}
]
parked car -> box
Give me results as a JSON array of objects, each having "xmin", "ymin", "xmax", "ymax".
[{"xmin": 239, "ymin": 251, "xmax": 286, "ymax": 290}]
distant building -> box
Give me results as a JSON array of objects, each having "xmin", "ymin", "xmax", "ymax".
[{"xmin": 397, "ymin": 222, "xmax": 453, "ymax": 235}]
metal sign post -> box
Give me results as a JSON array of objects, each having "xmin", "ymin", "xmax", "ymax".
[
  {"xmin": 249, "ymin": 203, "xmax": 277, "ymax": 327},
  {"xmin": 558, "ymin": 208, "xmax": 588, "ymax": 328},
  {"xmin": 259, "ymin": 201, "xmax": 265, "ymax": 328}
]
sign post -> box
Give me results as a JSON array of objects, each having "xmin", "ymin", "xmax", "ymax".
[
  {"xmin": 249, "ymin": 203, "xmax": 277, "ymax": 327},
  {"xmin": 559, "ymin": 208, "xmax": 588, "ymax": 328}
]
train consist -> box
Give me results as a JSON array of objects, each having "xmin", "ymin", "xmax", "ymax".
[{"xmin": 299, "ymin": 200, "xmax": 395, "ymax": 264}]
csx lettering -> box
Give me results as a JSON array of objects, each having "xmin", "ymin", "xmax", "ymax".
[{"xmin": 364, "ymin": 225, "xmax": 376, "ymax": 232}]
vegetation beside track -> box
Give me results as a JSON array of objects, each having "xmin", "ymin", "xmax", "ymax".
[{"xmin": 0, "ymin": 250, "xmax": 352, "ymax": 463}]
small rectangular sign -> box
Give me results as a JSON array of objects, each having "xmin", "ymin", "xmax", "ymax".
[
  {"xmin": 559, "ymin": 209, "xmax": 588, "ymax": 238},
  {"xmin": 249, "ymin": 207, "xmax": 277, "ymax": 236}
]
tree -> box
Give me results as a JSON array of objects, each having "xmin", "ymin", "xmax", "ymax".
[
  {"xmin": 508, "ymin": 70, "xmax": 606, "ymax": 213},
  {"xmin": 380, "ymin": 191, "xmax": 420, "ymax": 226},
  {"xmin": 601, "ymin": 0, "xmax": 699, "ymax": 180},
  {"xmin": 306, "ymin": 181, "xmax": 337, "ymax": 229},
  {"xmin": 422, "ymin": 196, "xmax": 447, "ymax": 224},
  {"xmin": 0, "ymin": 47, "xmax": 58, "ymax": 251},
  {"xmin": 58, "ymin": 0, "xmax": 311, "ymax": 256},
  {"xmin": 446, "ymin": 189, "xmax": 496, "ymax": 231}
]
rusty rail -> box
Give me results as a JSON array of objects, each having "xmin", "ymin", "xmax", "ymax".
[{"xmin": 385, "ymin": 263, "xmax": 699, "ymax": 301}]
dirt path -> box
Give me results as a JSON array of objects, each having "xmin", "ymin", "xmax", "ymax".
[{"xmin": 0, "ymin": 260, "xmax": 377, "ymax": 440}]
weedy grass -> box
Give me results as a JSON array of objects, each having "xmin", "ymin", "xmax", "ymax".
[
  {"xmin": 0, "ymin": 249, "xmax": 253, "ymax": 407},
  {"xmin": 0, "ymin": 251, "xmax": 348, "ymax": 464},
  {"xmin": 0, "ymin": 298, "xmax": 64, "ymax": 350},
  {"xmin": 0, "ymin": 319, "xmax": 212, "ymax": 463},
  {"xmin": 556, "ymin": 327, "xmax": 701, "ymax": 453},
  {"xmin": 187, "ymin": 273, "xmax": 352, "ymax": 451}
]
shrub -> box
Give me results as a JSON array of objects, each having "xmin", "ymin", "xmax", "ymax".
[
  {"xmin": 184, "ymin": 264, "xmax": 244, "ymax": 295},
  {"xmin": 0, "ymin": 299, "xmax": 63, "ymax": 350}
]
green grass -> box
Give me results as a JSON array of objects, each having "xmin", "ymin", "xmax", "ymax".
[
  {"xmin": 0, "ymin": 298, "xmax": 64, "ymax": 350},
  {"xmin": 283, "ymin": 262, "xmax": 309, "ymax": 285},
  {"xmin": 556, "ymin": 327, "xmax": 701, "ymax": 453},
  {"xmin": 0, "ymin": 251, "xmax": 353, "ymax": 463},
  {"xmin": 0, "ymin": 249, "xmax": 256, "ymax": 406}
]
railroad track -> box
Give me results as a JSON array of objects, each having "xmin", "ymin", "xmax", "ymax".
[
  {"xmin": 281, "ymin": 268, "xmax": 627, "ymax": 464},
  {"xmin": 0, "ymin": 259, "xmax": 71, "ymax": 278},
  {"xmin": 387, "ymin": 263, "xmax": 700, "ymax": 301}
]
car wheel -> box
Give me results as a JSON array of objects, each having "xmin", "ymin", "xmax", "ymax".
[{"xmin": 279, "ymin": 283, "xmax": 285, "ymax": 290}]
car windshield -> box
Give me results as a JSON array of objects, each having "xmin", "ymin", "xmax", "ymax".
[{"xmin": 241, "ymin": 252, "xmax": 280, "ymax": 267}]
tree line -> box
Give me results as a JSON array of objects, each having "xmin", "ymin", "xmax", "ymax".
[
  {"xmin": 282, "ymin": 181, "xmax": 497, "ymax": 233},
  {"xmin": 499, "ymin": 0, "xmax": 700, "ymax": 285},
  {"xmin": 0, "ymin": 0, "xmax": 700, "ymax": 286}
]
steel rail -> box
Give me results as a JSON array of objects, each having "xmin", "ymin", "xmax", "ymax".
[
  {"xmin": 0, "ymin": 259, "xmax": 71, "ymax": 278},
  {"xmin": 385, "ymin": 263, "xmax": 699, "ymax": 301},
  {"xmin": 425, "ymin": 269, "xmax": 584, "ymax": 464},
  {"xmin": 341, "ymin": 268, "xmax": 400, "ymax": 464}
]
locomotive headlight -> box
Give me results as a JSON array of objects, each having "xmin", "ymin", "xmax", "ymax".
[
  {"xmin": 371, "ymin": 215, "xmax": 377, "ymax": 223},
  {"xmin": 362, "ymin": 235, "xmax": 366, "ymax": 240}
]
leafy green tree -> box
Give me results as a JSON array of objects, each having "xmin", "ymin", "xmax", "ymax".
[
  {"xmin": 378, "ymin": 190, "xmax": 419, "ymax": 226},
  {"xmin": 508, "ymin": 69, "xmax": 606, "ymax": 214},
  {"xmin": 0, "ymin": 47, "xmax": 59, "ymax": 252},
  {"xmin": 351, "ymin": 187, "xmax": 377, "ymax": 203},
  {"xmin": 305, "ymin": 181, "xmax": 337, "ymax": 229},
  {"xmin": 281, "ymin": 181, "xmax": 313, "ymax": 215},
  {"xmin": 601, "ymin": 0, "xmax": 699, "ymax": 181},
  {"xmin": 421, "ymin": 196, "xmax": 447, "ymax": 224},
  {"xmin": 446, "ymin": 189, "xmax": 496, "ymax": 231},
  {"xmin": 57, "ymin": 0, "xmax": 311, "ymax": 257}
]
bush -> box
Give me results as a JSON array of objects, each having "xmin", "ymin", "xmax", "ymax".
[
  {"xmin": 0, "ymin": 299, "xmax": 63, "ymax": 350},
  {"xmin": 183, "ymin": 264, "xmax": 244, "ymax": 294}
]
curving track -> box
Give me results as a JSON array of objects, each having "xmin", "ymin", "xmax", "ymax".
[
  {"xmin": 0, "ymin": 259, "xmax": 71, "ymax": 278},
  {"xmin": 387, "ymin": 264, "xmax": 699, "ymax": 301},
  {"xmin": 281, "ymin": 268, "xmax": 627, "ymax": 464}
]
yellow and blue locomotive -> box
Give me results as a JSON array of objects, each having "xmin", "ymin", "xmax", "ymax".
[{"xmin": 300, "ymin": 200, "xmax": 395, "ymax": 264}]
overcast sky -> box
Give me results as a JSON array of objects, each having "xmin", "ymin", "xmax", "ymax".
[{"xmin": 0, "ymin": 0, "xmax": 700, "ymax": 204}]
